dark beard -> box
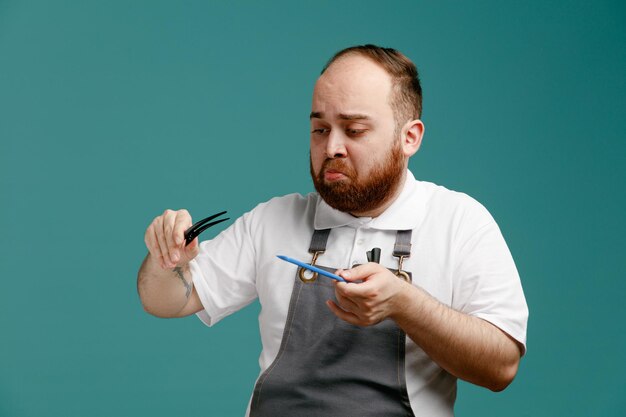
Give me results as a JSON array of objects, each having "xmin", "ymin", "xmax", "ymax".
[{"xmin": 310, "ymin": 141, "xmax": 405, "ymax": 215}]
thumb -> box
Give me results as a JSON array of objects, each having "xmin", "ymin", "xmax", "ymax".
[
  {"xmin": 336, "ymin": 268, "xmax": 358, "ymax": 283},
  {"xmin": 340, "ymin": 262, "xmax": 381, "ymax": 282},
  {"xmin": 183, "ymin": 238, "xmax": 200, "ymax": 261}
]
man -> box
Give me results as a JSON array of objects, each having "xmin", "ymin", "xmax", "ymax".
[{"xmin": 138, "ymin": 45, "xmax": 528, "ymax": 417}]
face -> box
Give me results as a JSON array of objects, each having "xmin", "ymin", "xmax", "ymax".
[{"xmin": 309, "ymin": 55, "xmax": 408, "ymax": 216}]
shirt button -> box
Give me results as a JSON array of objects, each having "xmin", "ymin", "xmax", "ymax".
[{"xmin": 357, "ymin": 239, "xmax": 364, "ymax": 245}]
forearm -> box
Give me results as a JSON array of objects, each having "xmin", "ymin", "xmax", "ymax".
[
  {"xmin": 392, "ymin": 284, "xmax": 521, "ymax": 391},
  {"xmin": 137, "ymin": 253, "xmax": 194, "ymax": 318}
]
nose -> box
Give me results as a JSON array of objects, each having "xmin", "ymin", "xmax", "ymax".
[{"xmin": 325, "ymin": 131, "xmax": 347, "ymax": 159}]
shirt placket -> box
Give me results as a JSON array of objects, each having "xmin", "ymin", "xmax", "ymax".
[{"xmin": 348, "ymin": 221, "xmax": 372, "ymax": 268}]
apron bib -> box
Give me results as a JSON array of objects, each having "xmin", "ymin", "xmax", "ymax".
[{"xmin": 250, "ymin": 229, "xmax": 415, "ymax": 417}]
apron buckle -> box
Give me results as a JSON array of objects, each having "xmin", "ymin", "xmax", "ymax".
[
  {"xmin": 395, "ymin": 255, "xmax": 412, "ymax": 283},
  {"xmin": 298, "ymin": 251, "xmax": 323, "ymax": 283}
]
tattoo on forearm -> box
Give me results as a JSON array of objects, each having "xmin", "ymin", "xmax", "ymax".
[{"xmin": 173, "ymin": 266, "xmax": 192, "ymax": 298}]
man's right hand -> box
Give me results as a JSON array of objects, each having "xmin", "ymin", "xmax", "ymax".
[{"xmin": 144, "ymin": 209, "xmax": 200, "ymax": 269}]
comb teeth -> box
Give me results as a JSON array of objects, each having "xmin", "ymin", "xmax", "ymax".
[{"xmin": 184, "ymin": 211, "xmax": 229, "ymax": 246}]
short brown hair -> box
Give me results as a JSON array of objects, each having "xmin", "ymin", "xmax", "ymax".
[{"xmin": 321, "ymin": 44, "xmax": 423, "ymax": 129}]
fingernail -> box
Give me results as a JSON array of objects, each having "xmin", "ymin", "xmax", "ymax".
[{"xmin": 172, "ymin": 252, "xmax": 179, "ymax": 262}]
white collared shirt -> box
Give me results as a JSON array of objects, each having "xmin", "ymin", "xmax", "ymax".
[{"xmin": 190, "ymin": 170, "xmax": 528, "ymax": 416}]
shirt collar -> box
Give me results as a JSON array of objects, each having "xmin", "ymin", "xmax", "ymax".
[{"xmin": 313, "ymin": 170, "xmax": 428, "ymax": 230}]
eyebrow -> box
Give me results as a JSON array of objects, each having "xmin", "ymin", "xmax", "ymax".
[{"xmin": 309, "ymin": 111, "xmax": 371, "ymax": 121}]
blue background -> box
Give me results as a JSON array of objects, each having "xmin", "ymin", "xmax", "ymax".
[{"xmin": 1, "ymin": 1, "xmax": 625, "ymax": 416}]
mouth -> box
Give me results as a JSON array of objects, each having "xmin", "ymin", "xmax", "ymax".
[{"xmin": 323, "ymin": 169, "xmax": 348, "ymax": 181}]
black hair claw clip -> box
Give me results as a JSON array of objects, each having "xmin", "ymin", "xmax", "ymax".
[
  {"xmin": 366, "ymin": 247, "xmax": 381, "ymax": 263},
  {"xmin": 183, "ymin": 211, "xmax": 230, "ymax": 246}
]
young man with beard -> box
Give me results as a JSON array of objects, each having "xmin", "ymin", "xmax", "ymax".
[{"xmin": 138, "ymin": 45, "xmax": 528, "ymax": 417}]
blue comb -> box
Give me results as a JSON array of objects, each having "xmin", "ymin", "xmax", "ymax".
[{"xmin": 277, "ymin": 255, "xmax": 347, "ymax": 282}]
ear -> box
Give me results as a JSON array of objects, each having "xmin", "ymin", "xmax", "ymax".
[{"xmin": 400, "ymin": 119, "xmax": 424, "ymax": 157}]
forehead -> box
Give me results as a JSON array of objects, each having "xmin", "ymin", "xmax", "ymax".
[{"xmin": 312, "ymin": 55, "xmax": 394, "ymax": 119}]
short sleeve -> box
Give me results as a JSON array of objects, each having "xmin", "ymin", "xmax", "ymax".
[
  {"xmin": 451, "ymin": 218, "xmax": 529, "ymax": 354},
  {"xmin": 190, "ymin": 210, "xmax": 258, "ymax": 327}
]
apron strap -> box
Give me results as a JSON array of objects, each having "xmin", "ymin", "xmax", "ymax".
[
  {"xmin": 393, "ymin": 230, "xmax": 413, "ymax": 282},
  {"xmin": 309, "ymin": 228, "xmax": 331, "ymax": 253},
  {"xmin": 393, "ymin": 230, "xmax": 412, "ymax": 257},
  {"xmin": 299, "ymin": 229, "xmax": 331, "ymax": 283}
]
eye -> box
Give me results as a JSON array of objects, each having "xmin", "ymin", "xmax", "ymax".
[
  {"xmin": 311, "ymin": 128, "xmax": 329, "ymax": 135},
  {"xmin": 346, "ymin": 128, "xmax": 367, "ymax": 136}
]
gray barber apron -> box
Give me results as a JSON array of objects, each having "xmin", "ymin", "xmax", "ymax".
[{"xmin": 250, "ymin": 229, "xmax": 416, "ymax": 417}]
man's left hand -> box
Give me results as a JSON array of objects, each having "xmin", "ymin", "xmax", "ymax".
[{"xmin": 326, "ymin": 263, "xmax": 409, "ymax": 326}]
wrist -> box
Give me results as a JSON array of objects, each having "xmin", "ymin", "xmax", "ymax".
[{"xmin": 389, "ymin": 280, "xmax": 418, "ymax": 321}]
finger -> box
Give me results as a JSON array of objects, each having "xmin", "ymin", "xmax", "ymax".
[
  {"xmin": 335, "ymin": 279, "xmax": 374, "ymax": 301},
  {"xmin": 162, "ymin": 210, "xmax": 180, "ymax": 263},
  {"xmin": 154, "ymin": 216, "xmax": 174, "ymax": 267},
  {"xmin": 326, "ymin": 300, "xmax": 363, "ymax": 326},
  {"xmin": 335, "ymin": 291, "xmax": 359, "ymax": 313},
  {"xmin": 144, "ymin": 219, "xmax": 159, "ymax": 254},
  {"xmin": 173, "ymin": 209, "xmax": 192, "ymax": 247},
  {"xmin": 341, "ymin": 266, "xmax": 400, "ymax": 298},
  {"xmin": 145, "ymin": 221, "xmax": 165, "ymax": 268}
]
